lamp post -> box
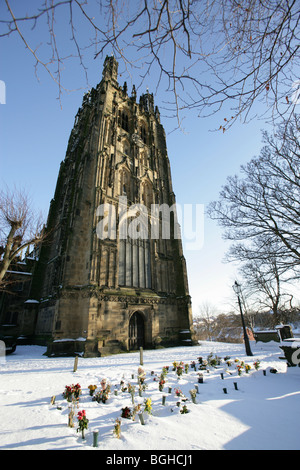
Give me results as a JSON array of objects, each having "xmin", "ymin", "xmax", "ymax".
[{"xmin": 232, "ymin": 281, "xmax": 253, "ymax": 356}]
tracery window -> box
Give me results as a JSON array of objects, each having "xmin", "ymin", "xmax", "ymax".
[
  {"xmin": 140, "ymin": 124, "xmax": 147, "ymax": 144},
  {"xmin": 142, "ymin": 181, "xmax": 153, "ymax": 209},
  {"xmin": 119, "ymin": 110, "xmax": 129, "ymax": 132},
  {"xmin": 118, "ymin": 218, "xmax": 151, "ymax": 289}
]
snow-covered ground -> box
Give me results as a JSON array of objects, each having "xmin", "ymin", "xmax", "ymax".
[{"xmin": 0, "ymin": 340, "xmax": 299, "ymax": 451}]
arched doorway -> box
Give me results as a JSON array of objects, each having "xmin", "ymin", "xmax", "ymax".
[{"xmin": 129, "ymin": 312, "xmax": 145, "ymax": 350}]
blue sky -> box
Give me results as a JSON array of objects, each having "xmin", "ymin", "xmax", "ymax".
[{"xmin": 1, "ymin": 2, "xmax": 298, "ymax": 316}]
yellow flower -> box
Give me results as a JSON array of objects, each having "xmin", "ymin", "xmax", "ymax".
[
  {"xmin": 88, "ymin": 385, "xmax": 97, "ymax": 396},
  {"xmin": 144, "ymin": 398, "xmax": 152, "ymax": 414}
]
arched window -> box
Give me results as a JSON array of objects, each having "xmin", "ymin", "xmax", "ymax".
[
  {"xmin": 118, "ymin": 218, "xmax": 151, "ymax": 289},
  {"xmin": 142, "ymin": 181, "xmax": 153, "ymax": 209},
  {"xmin": 119, "ymin": 110, "xmax": 129, "ymax": 132},
  {"xmin": 140, "ymin": 123, "xmax": 147, "ymax": 144}
]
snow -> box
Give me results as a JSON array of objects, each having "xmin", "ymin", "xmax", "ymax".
[
  {"xmin": 0, "ymin": 340, "xmax": 299, "ymax": 451},
  {"xmin": 282, "ymin": 338, "xmax": 300, "ymax": 347},
  {"xmin": 53, "ymin": 337, "xmax": 86, "ymax": 343}
]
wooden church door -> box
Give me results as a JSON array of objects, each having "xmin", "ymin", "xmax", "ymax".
[{"xmin": 129, "ymin": 312, "xmax": 145, "ymax": 350}]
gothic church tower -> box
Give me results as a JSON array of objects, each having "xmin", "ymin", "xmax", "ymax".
[{"xmin": 33, "ymin": 56, "xmax": 194, "ymax": 356}]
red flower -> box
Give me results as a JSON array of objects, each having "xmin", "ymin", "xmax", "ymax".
[{"xmin": 77, "ymin": 410, "xmax": 86, "ymax": 420}]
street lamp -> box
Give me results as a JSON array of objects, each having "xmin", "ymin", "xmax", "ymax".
[{"xmin": 232, "ymin": 281, "xmax": 253, "ymax": 356}]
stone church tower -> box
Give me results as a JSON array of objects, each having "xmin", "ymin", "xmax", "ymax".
[{"xmin": 33, "ymin": 56, "xmax": 194, "ymax": 356}]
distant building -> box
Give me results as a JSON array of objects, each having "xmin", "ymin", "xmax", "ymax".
[{"xmin": 0, "ymin": 247, "xmax": 40, "ymax": 342}]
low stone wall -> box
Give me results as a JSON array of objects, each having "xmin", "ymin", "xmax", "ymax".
[
  {"xmin": 254, "ymin": 331, "xmax": 280, "ymax": 343},
  {"xmin": 46, "ymin": 338, "xmax": 87, "ymax": 357}
]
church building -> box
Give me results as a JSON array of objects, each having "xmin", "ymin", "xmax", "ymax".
[{"xmin": 31, "ymin": 56, "xmax": 194, "ymax": 356}]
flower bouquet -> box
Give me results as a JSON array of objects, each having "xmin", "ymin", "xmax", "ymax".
[
  {"xmin": 174, "ymin": 388, "xmax": 183, "ymax": 398},
  {"xmin": 176, "ymin": 365, "xmax": 184, "ymax": 377},
  {"xmin": 63, "ymin": 385, "xmax": 73, "ymax": 402},
  {"xmin": 102, "ymin": 385, "xmax": 110, "ymax": 402},
  {"xmin": 77, "ymin": 410, "xmax": 88, "ymax": 439},
  {"xmin": 207, "ymin": 354, "xmax": 221, "ymax": 368},
  {"xmin": 63, "ymin": 383, "xmax": 81, "ymax": 402},
  {"xmin": 180, "ymin": 404, "xmax": 190, "ymax": 414},
  {"xmin": 73, "ymin": 383, "xmax": 81, "ymax": 400},
  {"xmin": 121, "ymin": 406, "xmax": 132, "ymax": 419},
  {"xmin": 158, "ymin": 377, "xmax": 165, "ymax": 392},
  {"xmin": 93, "ymin": 383, "xmax": 110, "ymax": 403},
  {"xmin": 88, "ymin": 384, "xmax": 97, "ymax": 396},
  {"xmin": 144, "ymin": 398, "xmax": 152, "ymax": 415},
  {"xmin": 138, "ymin": 367, "xmax": 146, "ymax": 384},
  {"xmin": 199, "ymin": 359, "xmax": 208, "ymax": 370}
]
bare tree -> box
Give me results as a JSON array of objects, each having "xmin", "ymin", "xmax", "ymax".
[
  {"xmin": 0, "ymin": 185, "xmax": 46, "ymax": 286},
  {"xmin": 238, "ymin": 252, "xmax": 294, "ymax": 326},
  {"xmin": 1, "ymin": 0, "xmax": 299, "ymax": 127},
  {"xmin": 208, "ymin": 115, "xmax": 300, "ymax": 274},
  {"xmin": 197, "ymin": 302, "xmax": 218, "ymax": 341}
]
